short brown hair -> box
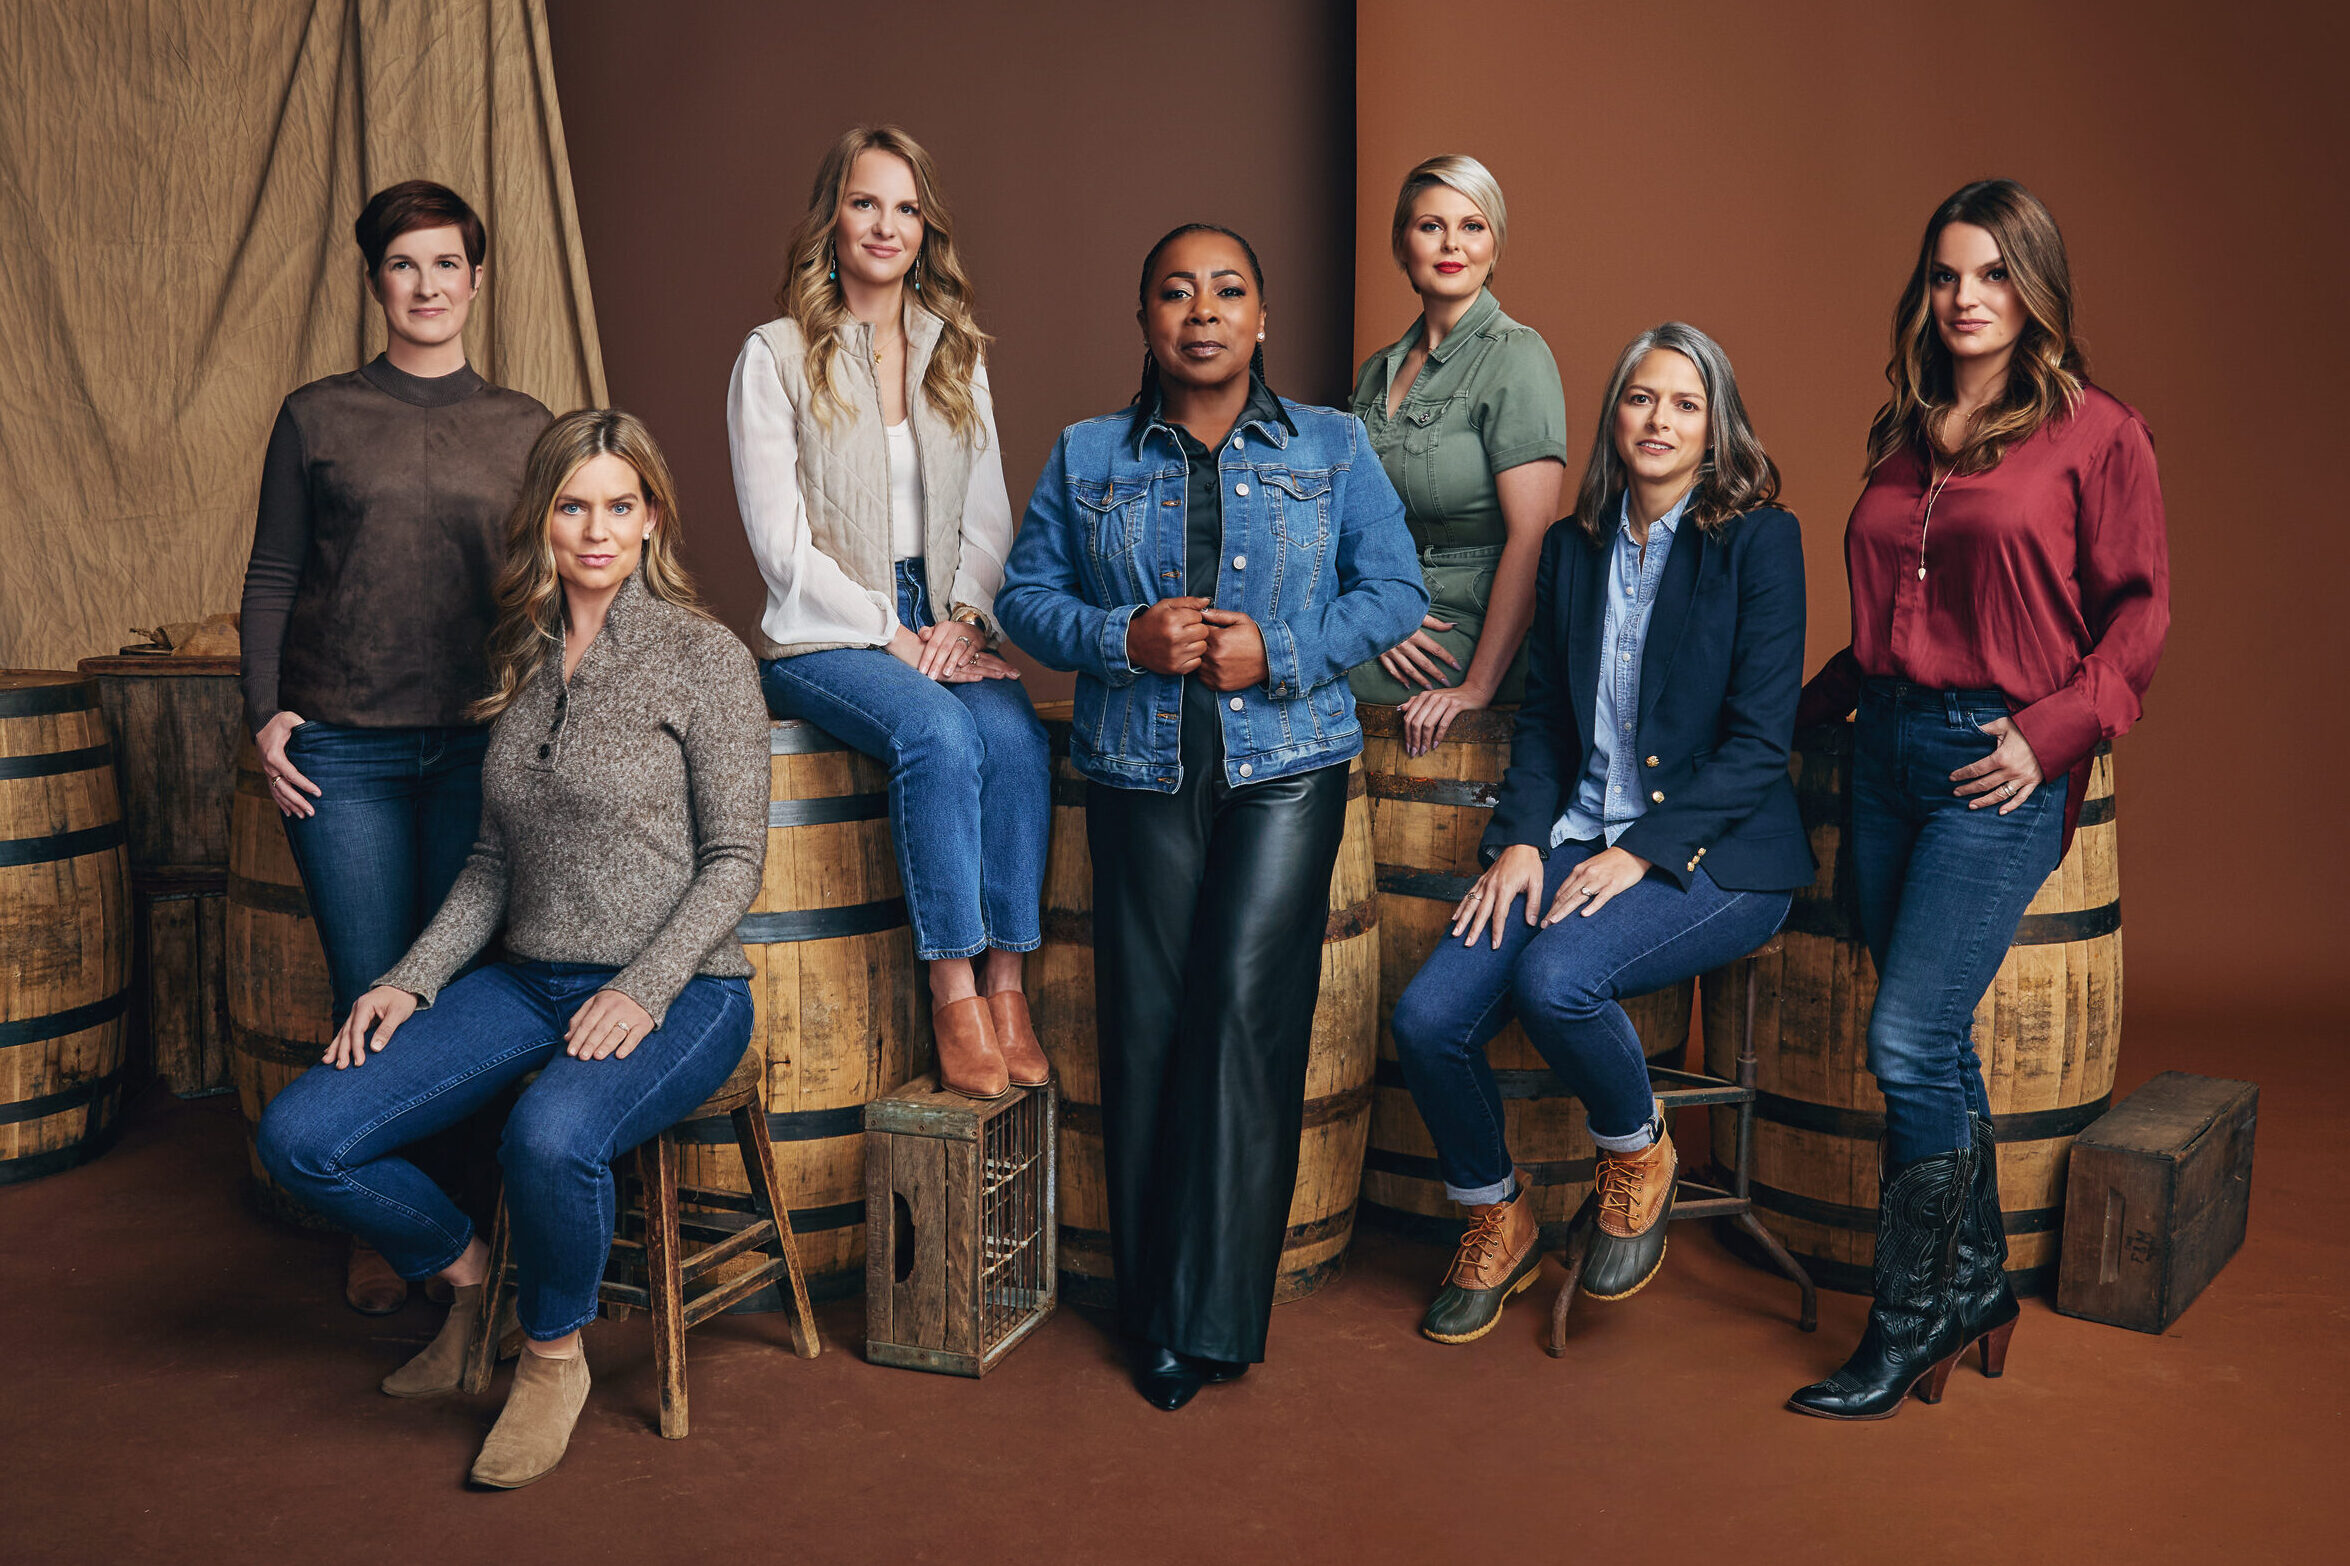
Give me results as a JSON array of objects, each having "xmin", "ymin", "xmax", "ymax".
[{"xmin": 353, "ymin": 180, "xmax": 486, "ymax": 276}]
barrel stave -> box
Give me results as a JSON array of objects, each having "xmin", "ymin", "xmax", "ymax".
[
  {"xmin": 675, "ymin": 721, "xmax": 927, "ymax": 1302},
  {"xmin": 1706, "ymin": 740, "xmax": 2122, "ymax": 1293},
  {"xmin": 0, "ymin": 673, "xmax": 133, "ymax": 1182},
  {"xmin": 1034, "ymin": 708, "xmax": 1378, "ymax": 1306}
]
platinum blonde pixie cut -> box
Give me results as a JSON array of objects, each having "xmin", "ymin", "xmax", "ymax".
[{"xmin": 1389, "ymin": 154, "xmax": 1509, "ymax": 275}]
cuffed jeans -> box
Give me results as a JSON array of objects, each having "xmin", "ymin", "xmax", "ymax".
[
  {"xmin": 1851, "ymin": 680, "xmax": 2066, "ymax": 1164},
  {"xmin": 1390, "ymin": 842, "xmax": 1790, "ymax": 1205},
  {"xmin": 255, "ymin": 962, "xmax": 752, "ymax": 1339},
  {"xmin": 277, "ymin": 721, "xmax": 488, "ymax": 1024},
  {"xmin": 759, "ymin": 560, "xmax": 1049, "ymax": 961}
]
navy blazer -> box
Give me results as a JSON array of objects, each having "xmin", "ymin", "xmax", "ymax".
[{"xmin": 1482, "ymin": 500, "xmax": 1815, "ymax": 892}]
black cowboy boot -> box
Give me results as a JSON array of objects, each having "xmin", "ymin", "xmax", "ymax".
[
  {"xmin": 1952, "ymin": 1113, "xmax": 2019, "ymax": 1377},
  {"xmin": 1786, "ymin": 1141, "xmax": 1974, "ymax": 1420}
]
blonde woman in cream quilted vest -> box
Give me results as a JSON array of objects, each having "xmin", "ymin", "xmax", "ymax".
[{"xmin": 728, "ymin": 124, "xmax": 1049, "ymax": 1101}]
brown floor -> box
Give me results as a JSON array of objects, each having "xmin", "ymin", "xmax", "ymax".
[{"xmin": 1, "ymin": 1014, "xmax": 2338, "ymax": 1565}]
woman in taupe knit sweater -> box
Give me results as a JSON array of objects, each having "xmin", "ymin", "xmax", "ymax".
[{"xmin": 257, "ymin": 410, "xmax": 768, "ymax": 1490}]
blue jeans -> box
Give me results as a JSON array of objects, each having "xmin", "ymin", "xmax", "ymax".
[
  {"xmin": 255, "ymin": 962, "xmax": 752, "ymax": 1339},
  {"xmin": 278, "ymin": 722, "xmax": 488, "ymax": 1024},
  {"xmin": 1391, "ymin": 843, "xmax": 1791, "ymax": 1204},
  {"xmin": 759, "ymin": 559, "xmax": 1049, "ymax": 961},
  {"xmin": 1851, "ymin": 681, "xmax": 2067, "ymax": 1164}
]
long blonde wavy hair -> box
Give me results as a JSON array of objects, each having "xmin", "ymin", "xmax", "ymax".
[
  {"xmin": 775, "ymin": 124, "xmax": 990, "ymax": 442},
  {"xmin": 1868, "ymin": 179, "xmax": 2088, "ymax": 477},
  {"xmin": 473, "ymin": 409, "xmax": 712, "ymax": 721}
]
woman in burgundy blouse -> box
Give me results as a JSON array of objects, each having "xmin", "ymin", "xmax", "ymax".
[{"xmin": 1788, "ymin": 180, "xmax": 2169, "ymax": 1421}]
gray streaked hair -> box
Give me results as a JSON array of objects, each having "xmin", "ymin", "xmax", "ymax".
[
  {"xmin": 1390, "ymin": 154, "xmax": 1509, "ymax": 280},
  {"xmin": 1572, "ymin": 322, "xmax": 1783, "ymax": 536}
]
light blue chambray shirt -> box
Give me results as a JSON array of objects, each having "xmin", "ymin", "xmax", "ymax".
[{"xmin": 1555, "ymin": 486, "xmax": 1693, "ymax": 847}]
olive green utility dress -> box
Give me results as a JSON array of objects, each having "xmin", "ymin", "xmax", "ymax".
[{"xmin": 1347, "ymin": 289, "xmax": 1568, "ymax": 706}]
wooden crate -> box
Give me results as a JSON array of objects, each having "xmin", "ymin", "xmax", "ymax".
[
  {"xmin": 864, "ymin": 1075, "xmax": 1055, "ymax": 1377},
  {"xmin": 2056, "ymin": 1072, "xmax": 2257, "ymax": 1334}
]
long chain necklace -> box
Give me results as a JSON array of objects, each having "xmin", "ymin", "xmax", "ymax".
[{"xmin": 1917, "ymin": 459, "xmax": 1955, "ymax": 581}]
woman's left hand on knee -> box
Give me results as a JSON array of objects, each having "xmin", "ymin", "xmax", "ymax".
[
  {"xmin": 325, "ymin": 985, "xmax": 419, "ymax": 1068},
  {"xmin": 1544, "ymin": 847, "xmax": 1651, "ymax": 924},
  {"xmin": 1952, "ymin": 717, "xmax": 2046, "ymax": 814},
  {"xmin": 567, "ymin": 988, "xmax": 658, "ymax": 1061}
]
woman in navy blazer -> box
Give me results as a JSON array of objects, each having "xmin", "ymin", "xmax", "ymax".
[{"xmin": 1389, "ymin": 322, "xmax": 1814, "ymax": 1345}]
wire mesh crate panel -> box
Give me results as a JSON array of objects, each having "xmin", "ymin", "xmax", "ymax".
[{"xmin": 864, "ymin": 1076, "xmax": 1057, "ymax": 1376}]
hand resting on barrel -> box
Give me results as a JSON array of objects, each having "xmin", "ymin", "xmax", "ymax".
[{"xmin": 326, "ymin": 984, "xmax": 419, "ymax": 1068}]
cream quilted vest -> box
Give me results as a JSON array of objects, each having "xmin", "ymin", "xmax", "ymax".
[{"xmin": 749, "ymin": 302, "xmax": 979, "ymax": 658}]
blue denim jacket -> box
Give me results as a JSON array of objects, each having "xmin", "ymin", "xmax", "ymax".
[{"xmin": 999, "ymin": 397, "xmax": 1428, "ymax": 791}]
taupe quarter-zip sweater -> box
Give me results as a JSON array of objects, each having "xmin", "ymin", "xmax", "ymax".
[{"xmin": 377, "ymin": 573, "xmax": 769, "ymax": 1025}]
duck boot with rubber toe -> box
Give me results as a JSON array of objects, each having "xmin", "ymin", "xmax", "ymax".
[
  {"xmin": 1581, "ymin": 1121, "xmax": 1677, "ymax": 1300},
  {"xmin": 1421, "ymin": 1173, "xmax": 1541, "ymax": 1343}
]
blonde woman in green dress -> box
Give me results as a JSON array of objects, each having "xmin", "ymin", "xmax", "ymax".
[{"xmin": 1349, "ymin": 155, "xmax": 1570, "ymax": 756}]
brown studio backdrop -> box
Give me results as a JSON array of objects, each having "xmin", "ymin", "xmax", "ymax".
[
  {"xmin": 544, "ymin": 0, "xmax": 1356, "ymax": 706},
  {"xmin": 1355, "ymin": 0, "xmax": 2347, "ymax": 1019}
]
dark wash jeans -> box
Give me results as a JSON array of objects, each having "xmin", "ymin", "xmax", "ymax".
[
  {"xmin": 256, "ymin": 962, "xmax": 752, "ymax": 1339},
  {"xmin": 759, "ymin": 559, "xmax": 1050, "ymax": 961},
  {"xmin": 1851, "ymin": 680, "xmax": 2066, "ymax": 1164},
  {"xmin": 277, "ymin": 721, "xmax": 488, "ymax": 1023},
  {"xmin": 1390, "ymin": 842, "xmax": 1790, "ymax": 1204}
]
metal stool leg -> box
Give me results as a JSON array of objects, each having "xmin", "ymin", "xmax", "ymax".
[
  {"xmin": 1737, "ymin": 955, "xmax": 1816, "ymax": 1332},
  {"xmin": 1544, "ymin": 1195, "xmax": 1600, "ymax": 1357}
]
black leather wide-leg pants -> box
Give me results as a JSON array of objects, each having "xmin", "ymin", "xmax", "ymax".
[{"xmin": 1086, "ymin": 754, "xmax": 1349, "ymax": 1365}]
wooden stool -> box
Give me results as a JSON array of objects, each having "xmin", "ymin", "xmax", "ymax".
[
  {"xmin": 460, "ymin": 1043, "xmax": 822, "ymax": 1436},
  {"xmin": 1547, "ymin": 936, "xmax": 1818, "ymax": 1354}
]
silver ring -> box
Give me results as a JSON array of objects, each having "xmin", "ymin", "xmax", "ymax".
[{"xmin": 2003, "ymin": 780, "xmax": 2019, "ymax": 795}]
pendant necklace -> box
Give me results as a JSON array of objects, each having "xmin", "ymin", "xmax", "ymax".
[{"xmin": 1917, "ymin": 459, "xmax": 1955, "ymax": 581}]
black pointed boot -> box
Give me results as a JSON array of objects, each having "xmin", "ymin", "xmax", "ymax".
[
  {"xmin": 1786, "ymin": 1141, "xmax": 1974, "ymax": 1420},
  {"xmin": 1952, "ymin": 1113, "xmax": 2019, "ymax": 1378}
]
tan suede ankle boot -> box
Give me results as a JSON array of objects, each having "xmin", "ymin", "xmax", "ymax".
[
  {"xmin": 470, "ymin": 1346, "xmax": 591, "ymax": 1489},
  {"xmin": 381, "ymin": 1283, "xmax": 483, "ymax": 1398}
]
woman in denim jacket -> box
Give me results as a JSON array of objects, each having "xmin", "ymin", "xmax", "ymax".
[{"xmin": 999, "ymin": 225, "xmax": 1425, "ymax": 1412}]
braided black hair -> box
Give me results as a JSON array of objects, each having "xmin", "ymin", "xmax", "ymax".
[{"xmin": 1133, "ymin": 222, "xmax": 1271, "ymax": 409}]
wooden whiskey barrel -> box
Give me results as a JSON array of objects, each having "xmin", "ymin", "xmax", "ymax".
[
  {"xmin": 1356, "ymin": 701, "xmax": 1694, "ymax": 1247},
  {"xmin": 225, "ymin": 742, "xmax": 338, "ymax": 1226},
  {"xmin": 671, "ymin": 718, "xmax": 930, "ymax": 1303},
  {"xmin": 1702, "ymin": 728, "xmax": 2123, "ymax": 1296},
  {"xmin": 77, "ymin": 655, "xmax": 243, "ymax": 1097},
  {"xmin": 1031, "ymin": 704, "xmax": 1379, "ymax": 1307},
  {"xmin": 0, "ymin": 672, "xmax": 133, "ymax": 1182}
]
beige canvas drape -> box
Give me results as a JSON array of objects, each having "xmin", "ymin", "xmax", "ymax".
[{"xmin": 0, "ymin": 0, "xmax": 605, "ymax": 670}]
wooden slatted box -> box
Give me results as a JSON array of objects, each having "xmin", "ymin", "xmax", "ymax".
[
  {"xmin": 864, "ymin": 1075, "xmax": 1056, "ymax": 1376},
  {"xmin": 2056, "ymin": 1071, "xmax": 2258, "ymax": 1334}
]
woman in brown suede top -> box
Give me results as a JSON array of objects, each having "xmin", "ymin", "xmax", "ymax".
[{"xmin": 238, "ymin": 179, "xmax": 550, "ymax": 1316}]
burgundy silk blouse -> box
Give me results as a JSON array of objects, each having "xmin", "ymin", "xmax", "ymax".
[{"xmin": 1798, "ymin": 386, "xmax": 2170, "ymax": 850}]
